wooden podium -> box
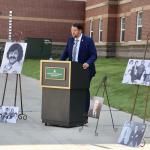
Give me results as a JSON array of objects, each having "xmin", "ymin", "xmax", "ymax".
[{"xmin": 40, "ymin": 60, "xmax": 89, "ymax": 127}]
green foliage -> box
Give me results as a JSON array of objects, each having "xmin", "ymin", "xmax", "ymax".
[
  {"xmin": 22, "ymin": 59, "xmax": 40, "ymax": 80},
  {"xmin": 22, "ymin": 58, "xmax": 150, "ymax": 120},
  {"xmin": 91, "ymin": 58, "xmax": 150, "ymax": 120}
]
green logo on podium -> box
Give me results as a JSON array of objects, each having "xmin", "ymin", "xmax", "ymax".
[{"xmin": 45, "ymin": 67, "xmax": 65, "ymax": 80}]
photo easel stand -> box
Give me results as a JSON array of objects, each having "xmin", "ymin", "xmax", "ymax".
[
  {"xmin": 79, "ymin": 75, "xmax": 116, "ymax": 136},
  {"xmin": 94, "ymin": 75, "xmax": 116, "ymax": 136},
  {"xmin": 129, "ymin": 33, "xmax": 150, "ymax": 147},
  {"xmin": 0, "ymin": 32, "xmax": 27, "ymax": 120}
]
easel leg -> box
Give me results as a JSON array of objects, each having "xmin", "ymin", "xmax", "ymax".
[
  {"xmin": 18, "ymin": 74, "xmax": 27, "ymax": 120},
  {"xmin": 95, "ymin": 118, "xmax": 100, "ymax": 136},
  {"xmin": 14, "ymin": 74, "xmax": 18, "ymax": 106},
  {"xmin": 143, "ymin": 87, "xmax": 149, "ymax": 123},
  {"xmin": 130, "ymin": 85, "xmax": 140, "ymax": 122},
  {"xmin": 139, "ymin": 87, "xmax": 150, "ymax": 147},
  {"xmin": 1, "ymin": 74, "xmax": 8, "ymax": 106},
  {"xmin": 103, "ymin": 82, "xmax": 116, "ymax": 130}
]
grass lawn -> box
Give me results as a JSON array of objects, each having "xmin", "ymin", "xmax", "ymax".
[{"xmin": 22, "ymin": 58, "xmax": 150, "ymax": 120}]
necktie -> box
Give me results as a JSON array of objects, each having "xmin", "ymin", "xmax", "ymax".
[{"xmin": 72, "ymin": 39, "xmax": 79, "ymax": 61}]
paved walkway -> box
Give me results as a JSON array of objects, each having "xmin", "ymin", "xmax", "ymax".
[{"xmin": 0, "ymin": 74, "xmax": 149, "ymax": 150}]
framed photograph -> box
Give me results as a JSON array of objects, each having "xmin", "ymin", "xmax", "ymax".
[
  {"xmin": 122, "ymin": 59, "xmax": 150, "ymax": 86},
  {"xmin": 0, "ymin": 106, "xmax": 19, "ymax": 123},
  {"xmin": 88, "ymin": 96, "xmax": 104, "ymax": 119},
  {"xmin": 118, "ymin": 121, "xmax": 146, "ymax": 147},
  {"xmin": 0, "ymin": 42, "xmax": 27, "ymax": 74}
]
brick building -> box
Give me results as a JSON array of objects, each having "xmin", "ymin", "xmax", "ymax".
[
  {"xmin": 85, "ymin": 0, "xmax": 150, "ymax": 57},
  {"xmin": 0, "ymin": 0, "xmax": 150, "ymax": 58},
  {"xmin": 0, "ymin": 0, "xmax": 85, "ymax": 54}
]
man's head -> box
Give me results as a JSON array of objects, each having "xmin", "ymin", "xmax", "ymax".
[
  {"xmin": 10, "ymin": 108, "xmax": 14, "ymax": 113},
  {"xmin": 71, "ymin": 23, "xmax": 83, "ymax": 38},
  {"xmin": 135, "ymin": 61, "xmax": 139, "ymax": 65},
  {"xmin": 141, "ymin": 60, "xmax": 145, "ymax": 65},
  {"xmin": 129, "ymin": 60, "xmax": 134, "ymax": 65},
  {"xmin": 5, "ymin": 107, "xmax": 9, "ymax": 112},
  {"xmin": 7, "ymin": 43, "xmax": 23, "ymax": 65}
]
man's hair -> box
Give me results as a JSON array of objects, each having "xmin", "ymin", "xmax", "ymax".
[
  {"xmin": 7, "ymin": 43, "xmax": 23, "ymax": 62},
  {"xmin": 72, "ymin": 23, "xmax": 83, "ymax": 30}
]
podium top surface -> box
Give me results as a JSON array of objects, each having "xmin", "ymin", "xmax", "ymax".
[{"xmin": 41, "ymin": 60, "xmax": 71, "ymax": 64}]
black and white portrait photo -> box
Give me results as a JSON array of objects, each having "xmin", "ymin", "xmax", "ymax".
[
  {"xmin": 88, "ymin": 96, "xmax": 104, "ymax": 119},
  {"xmin": 0, "ymin": 42, "xmax": 27, "ymax": 74},
  {"xmin": 118, "ymin": 121, "xmax": 146, "ymax": 147},
  {"xmin": 122, "ymin": 59, "xmax": 150, "ymax": 86},
  {"xmin": 0, "ymin": 106, "xmax": 19, "ymax": 123}
]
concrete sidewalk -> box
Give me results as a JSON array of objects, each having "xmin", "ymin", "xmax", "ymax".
[{"xmin": 0, "ymin": 74, "xmax": 149, "ymax": 150}]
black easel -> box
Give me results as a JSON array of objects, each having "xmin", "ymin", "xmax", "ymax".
[
  {"xmin": 129, "ymin": 33, "xmax": 150, "ymax": 147},
  {"xmin": 0, "ymin": 31, "xmax": 27, "ymax": 120},
  {"xmin": 79, "ymin": 75, "xmax": 116, "ymax": 136},
  {"xmin": 94, "ymin": 75, "xmax": 116, "ymax": 136}
]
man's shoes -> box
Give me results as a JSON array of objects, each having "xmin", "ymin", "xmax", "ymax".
[
  {"xmin": 83, "ymin": 113, "xmax": 88, "ymax": 124},
  {"xmin": 85, "ymin": 118, "xmax": 88, "ymax": 124},
  {"xmin": 84, "ymin": 115, "xmax": 88, "ymax": 124}
]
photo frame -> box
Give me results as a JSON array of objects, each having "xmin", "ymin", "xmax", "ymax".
[
  {"xmin": 0, "ymin": 106, "xmax": 19, "ymax": 123},
  {"xmin": 88, "ymin": 96, "xmax": 104, "ymax": 119},
  {"xmin": 118, "ymin": 121, "xmax": 146, "ymax": 147},
  {"xmin": 122, "ymin": 59, "xmax": 150, "ymax": 86},
  {"xmin": 0, "ymin": 42, "xmax": 27, "ymax": 74}
]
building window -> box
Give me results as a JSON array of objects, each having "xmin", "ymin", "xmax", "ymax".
[
  {"xmin": 98, "ymin": 18, "xmax": 103, "ymax": 42},
  {"xmin": 89, "ymin": 19, "xmax": 93, "ymax": 38},
  {"xmin": 136, "ymin": 11, "xmax": 143, "ymax": 41},
  {"xmin": 120, "ymin": 17, "xmax": 125, "ymax": 42}
]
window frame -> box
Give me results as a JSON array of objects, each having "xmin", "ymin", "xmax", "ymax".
[
  {"xmin": 136, "ymin": 11, "xmax": 143, "ymax": 41},
  {"xmin": 120, "ymin": 17, "xmax": 126, "ymax": 42},
  {"xmin": 89, "ymin": 19, "xmax": 93, "ymax": 38},
  {"xmin": 98, "ymin": 17, "xmax": 103, "ymax": 42}
]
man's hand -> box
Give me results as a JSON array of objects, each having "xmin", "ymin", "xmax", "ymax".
[{"xmin": 83, "ymin": 63, "xmax": 89, "ymax": 69}]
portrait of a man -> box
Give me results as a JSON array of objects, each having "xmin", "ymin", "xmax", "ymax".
[
  {"xmin": 0, "ymin": 42, "xmax": 27, "ymax": 74},
  {"xmin": 88, "ymin": 96, "xmax": 104, "ymax": 119}
]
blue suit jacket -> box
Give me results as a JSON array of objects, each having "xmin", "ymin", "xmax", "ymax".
[{"xmin": 60, "ymin": 35, "xmax": 97, "ymax": 77}]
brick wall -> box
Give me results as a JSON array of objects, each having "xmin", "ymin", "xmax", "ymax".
[
  {"xmin": 85, "ymin": 0, "xmax": 150, "ymax": 58},
  {"xmin": 0, "ymin": 0, "xmax": 85, "ymax": 42},
  {"xmin": 0, "ymin": 0, "xmax": 149, "ymax": 58}
]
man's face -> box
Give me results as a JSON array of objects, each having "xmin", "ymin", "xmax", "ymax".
[
  {"xmin": 71, "ymin": 26, "xmax": 81, "ymax": 38},
  {"xmin": 141, "ymin": 60, "xmax": 145, "ymax": 65},
  {"xmin": 93, "ymin": 100, "xmax": 100, "ymax": 111},
  {"xmin": 8, "ymin": 49, "xmax": 19, "ymax": 65},
  {"xmin": 5, "ymin": 108, "xmax": 9, "ymax": 112},
  {"xmin": 129, "ymin": 60, "xmax": 133, "ymax": 65},
  {"xmin": 135, "ymin": 61, "xmax": 138, "ymax": 65}
]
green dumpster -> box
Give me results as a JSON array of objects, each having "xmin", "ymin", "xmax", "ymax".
[{"xmin": 25, "ymin": 38, "xmax": 52, "ymax": 59}]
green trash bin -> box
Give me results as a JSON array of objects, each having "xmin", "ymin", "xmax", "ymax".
[
  {"xmin": 42, "ymin": 39, "xmax": 52, "ymax": 59},
  {"xmin": 25, "ymin": 38, "xmax": 52, "ymax": 59}
]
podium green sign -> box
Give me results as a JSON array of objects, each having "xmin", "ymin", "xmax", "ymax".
[{"xmin": 45, "ymin": 67, "xmax": 65, "ymax": 80}]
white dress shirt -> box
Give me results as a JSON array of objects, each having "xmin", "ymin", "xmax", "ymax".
[{"xmin": 73, "ymin": 33, "xmax": 82, "ymax": 62}]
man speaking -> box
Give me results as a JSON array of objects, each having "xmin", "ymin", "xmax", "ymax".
[{"xmin": 60, "ymin": 23, "xmax": 97, "ymax": 123}]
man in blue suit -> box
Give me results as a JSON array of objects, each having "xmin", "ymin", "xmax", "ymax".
[{"xmin": 60, "ymin": 23, "xmax": 97, "ymax": 123}]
